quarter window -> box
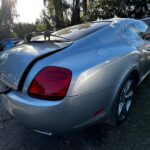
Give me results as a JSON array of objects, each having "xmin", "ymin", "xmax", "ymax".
[
  {"xmin": 122, "ymin": 25, "xmax": 141, "ymax": 46},
  {"xmin": 133, "ymin": 21, "xmax": 150, "ymax": 40}
]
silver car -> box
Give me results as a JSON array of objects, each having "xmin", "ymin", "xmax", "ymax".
[{"xmin": 0, "ymin": 18, "xmax": 150, "ymax": 135}]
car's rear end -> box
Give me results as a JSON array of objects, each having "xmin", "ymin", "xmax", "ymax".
[
  {"xmin": 0, "ymin": 41, "xmax": 75, "ymax": 134},
  {"xmin": 0, "ymin": 21, "xmax": 114, "ymax": 134}
]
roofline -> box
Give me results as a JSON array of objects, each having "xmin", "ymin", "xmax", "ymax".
[{"xmin": 93, "ymin": 17, "xmax": 136, "ymax": 24}]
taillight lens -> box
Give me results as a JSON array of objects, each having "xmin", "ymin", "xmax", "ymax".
[{"xmin": 28, "ymin": 67, "xmax": 72, "ymax": 101}]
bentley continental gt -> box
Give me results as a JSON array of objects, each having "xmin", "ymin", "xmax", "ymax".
[{"xmin": 0, "ymin": 18, "xmax": 150, "ymax": 135}]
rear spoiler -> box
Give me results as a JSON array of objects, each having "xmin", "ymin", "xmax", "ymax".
[
  {"xmin": 24, "ymin": 30, "xmax": 71, "ymax": 43},
  {"xmin": 25, "ymin": 30, "xmax": 54, "ymax": 43}
]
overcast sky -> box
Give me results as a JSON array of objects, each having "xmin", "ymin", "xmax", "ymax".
[
  {"xmin": 16, "ymin": 0, "xmax": 44, "ymax": 23},
  {"xmin": 16, "ymin": 0, "xmax": 72, "ymax": 23}
]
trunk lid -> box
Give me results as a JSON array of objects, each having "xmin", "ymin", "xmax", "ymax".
[{"xmin": 0, "ymin": 41, "xmax": 72, "ymax": 90}]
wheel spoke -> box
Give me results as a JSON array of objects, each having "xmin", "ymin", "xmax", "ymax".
[
  {"xmin": 118, "ymin": 102, "xmax": 124, "ymax": 115},
  {"xmin": 123, "ymin": 80, "xmax": 132, "ymax": 94},
  {"xmin": 126, "ymin": 100, "xmax": 132, "ymax": 111},
  {"xmin": 121, "ymin": 103, "xmax": 128, "ymax": 117},
  {"xmin": 124, "ymin": 90, "xmax": 133, "ymax": 99},
  {"xmin": 118, "ymin": 79, "xmax": 135, "ymax": 121}
]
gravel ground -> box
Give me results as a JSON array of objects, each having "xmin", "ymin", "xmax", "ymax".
[{"xmin": 0, "ymin": 76, "xmax": 150, "ymax": 150}]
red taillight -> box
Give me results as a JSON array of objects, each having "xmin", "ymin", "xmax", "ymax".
[{"xmin": 28, "ymin": 67, "xmax": 72, "ymax": 101}]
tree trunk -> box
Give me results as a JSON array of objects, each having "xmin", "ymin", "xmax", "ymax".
[
  {"xmin": 53, "ymin": 0, "xmax": 64, "ymax": 29},
  {"xmin": 0, "ymin": 0, "xmax": 16, "ymax": 40},
  {"xmin": 71, "ymin": 0, "xmax": 80, "ymax": 25},
  {"xmin": 83, "ymin": 0, "xmax": 87, "ymax": 16},
  {"xmin": 43, "ymin": 0, "xmax": 47, "ymax": 6}
]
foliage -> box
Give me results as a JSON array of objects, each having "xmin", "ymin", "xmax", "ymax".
[
  {"xmin": 36, "ymin": 24, "xmax": 45, "ymax": 33},
  {"xmin": 0, "ymin": 0, "xmax": 17, "ymax": 40},
  {"xmin": 1, "ymin": 0, "xmax": 150, "ymax": 40},
  {"xmin": 13, "ymin": 23, "xmax": 37, "ymax": 39},
  {"xmin": 41, "ymin": 0, "xmax": 150, "ymax": 29},
  {"xmin": 42, "ymin": 0, "xmax": 66, "ymax": 30},
  {"xmin": 86, "ymin": 0, "xmax": 150, "ymax": 21}
]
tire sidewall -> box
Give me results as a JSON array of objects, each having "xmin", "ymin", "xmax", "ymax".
[{"xmin": 114, "ymin": 75, "xmax": 137, "ymax": 124}]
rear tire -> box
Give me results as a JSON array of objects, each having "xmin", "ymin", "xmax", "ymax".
[{"xmin": 114, "ymin": 75, "xmax": 137, "ymax": 124}]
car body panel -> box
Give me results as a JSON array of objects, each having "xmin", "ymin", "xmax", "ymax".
[
  {"xmin": 0, "ymin": 41, "xmax": 72, "ymax": 90},
  {"xmin": 1, "ymin": 85, "xmax": 111, "ymax": 134},
  {"xmin": 22, "ymin": 21, "xmax": 143, "ymax": 97}
]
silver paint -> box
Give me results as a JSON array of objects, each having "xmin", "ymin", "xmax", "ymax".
[{"xmin": 0, "ymin": 18, "xmax": 150, "ymax": 134}]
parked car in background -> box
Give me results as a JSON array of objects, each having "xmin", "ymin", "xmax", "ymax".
[
  {"xmin": 0, "ymin": 18, "xmax": 150, "ymax": 135},
  {"xmin": 0, "ymin": 38, "xmax": 22, "ymax": 51}
]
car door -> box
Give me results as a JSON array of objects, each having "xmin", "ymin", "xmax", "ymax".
[{"xmin": 133, "ymin": 21, "xmax": 150, "ymax": 74}]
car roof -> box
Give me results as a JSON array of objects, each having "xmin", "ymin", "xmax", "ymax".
[
  {"xmin": 26, "ymin": 18, "xmax": 139, "ymax": 43},
  {"xmin": 54, "ymin": 21, "xmax": 111, "ymax": 41},
  {"xmin": 54, "ymin": 18, "xmax": 140, "ymax": 41},
  {"xmin": 141, "ymin": 18, "xmax": 150, "ymax": 24}
]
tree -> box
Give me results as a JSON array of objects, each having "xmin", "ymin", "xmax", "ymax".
[
  {"xmin": 42, "ymin": 0, "xmax": 150, "ymax": 30},
  {"xmin": 43, "ymin": 0, "xmax": 47, "ymax": 6},
  {"xmin": 82, "ymin": 0, "xmax": 87, "ymax": 16},
  {"xmin": 53, "ymin": 0, "xmax": 64, "ymax": 29},
  {"xmin": 87, "ymin": 0, "xmax": 150, "ymax": 20},
  {"xmin": 62, "ymin": 0, "xmax": 71, "ymax": 27},
  {"xmin": 43, "ymin": 0, "xmax": 65, "ymax": 29},
  {"xmin": 13, "ymin": 23, "xmax": 37, "ymax": 39},
  {"xmin": 71, "ymin": 0, "xmax": 80, "ymax": 25},
  {"xmin": 0, "ymin": 0, "xmax": 17, "ymax": 40}
]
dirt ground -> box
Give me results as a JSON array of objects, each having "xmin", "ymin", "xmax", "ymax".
[{"xmin": 0, "ymin": 76, "xmax": 150, "ymax": 150}]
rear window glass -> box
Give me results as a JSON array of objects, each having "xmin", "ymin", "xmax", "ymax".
[
  {"xmin": 53, "ymin": 21, "xmax": 110, "ymax": 41},
  {"xmin": 122, "ymin": 25, "xmax": 141, "ymax": 46},
  {"xmin": 134, "ymin": 21, "xmax": 149, "ymax": 33}
]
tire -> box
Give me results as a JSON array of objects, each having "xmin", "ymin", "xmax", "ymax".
[{"xmin": 114, "ymin": 75, "xmax": 137, "ymax": 124}]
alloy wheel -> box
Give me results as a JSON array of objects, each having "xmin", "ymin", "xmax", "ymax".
[{"xmin": 118, "ymin": 79, "xmax": 135, "ymax": 121}]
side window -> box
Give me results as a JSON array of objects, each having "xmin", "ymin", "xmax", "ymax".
[
  {"xmin": 133, "ymin": 21, "xmax": 150, "ymax": 40},
  {"xmin": 122, "ymin": 25, "xmax": 141, "ymax": 46}
]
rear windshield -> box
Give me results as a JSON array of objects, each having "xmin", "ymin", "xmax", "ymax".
[{"xmin": 53, "ymin": 21, "xmax": 111, "ymax": 41}]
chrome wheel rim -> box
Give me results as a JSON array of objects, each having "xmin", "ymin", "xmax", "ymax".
[{"xmin": 118, "ymin": 80, "xmax": 134, "ymax": 121}]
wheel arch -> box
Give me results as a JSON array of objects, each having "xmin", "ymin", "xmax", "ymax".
[
  {"xmin": 116, "ymin": 67, "xmax": 140, "ymax": 97},
  {"xmin": 129, "ymin": 69, "xmax": 140, "ymax": 84},
  {"xmin": 107, "ymin": 68, "xmax": 140, "ymax": 125}
]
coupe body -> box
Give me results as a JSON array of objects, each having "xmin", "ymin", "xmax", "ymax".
[{"xmin": 0, "ymin": 18, "xmax": 150, "ymax": 135}]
